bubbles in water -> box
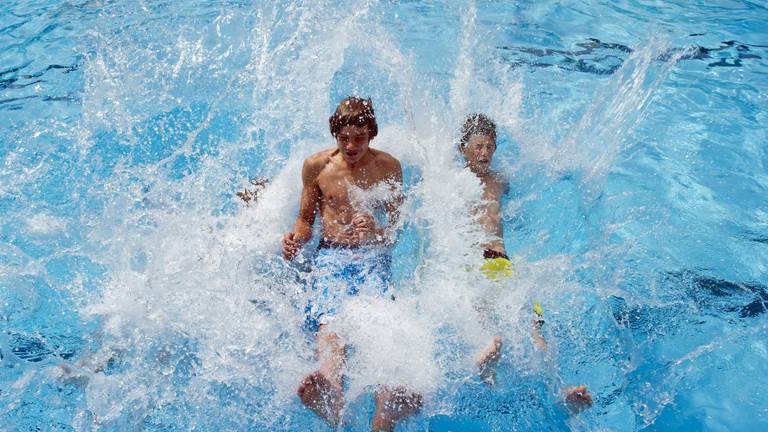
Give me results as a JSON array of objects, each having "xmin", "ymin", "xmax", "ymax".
[{"xmin": 4, "ymin": 0, "xmax": 752, "ymax": 430}]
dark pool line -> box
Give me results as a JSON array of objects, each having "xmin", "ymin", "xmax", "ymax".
[
  {"xmin": 0, "ymin": 63, "xmax": 32, "ymax": 77},
  {"xmin": 687, "ymin": 274, "xmax": 768, "ymax": 318},
  {"xmin": 746, "ymin": 235, "xmax": 768, "ymax": 245},
  {"xmin": 0, "ymin": 93, "xmax": 79, "ymax": 111},
  {"xmin": 0, "ymin": 19, "xmax": 30, "ymax": 35},
  {"xmin": 0, "ymin": 62, "xmax": 80, "ymax": 88},
  {"xmin": 42, "ymin": 94, "xmax": 80, "ymax": 103},
  {"xmin": 1, "ymin": 79, "xmax": 44, "ymax": 90},
  {"xmin": 611, "ymin": 272, "xmax": 768, "ymax": 333},
  {"xmin": 6, "ymin": 331, "xmax": 81, "ymax": 363},
  {"xmin": 0, "ymin": 95, "xmax": 38, "ymax": 105},
  {"xmin": 498, "ymin": 38, "xmax": 765, "ymax": 75}
]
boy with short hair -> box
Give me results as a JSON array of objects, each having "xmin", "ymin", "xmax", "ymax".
[
  {"xmin": 283, "ymin": 97, "xmax": 421, "ymax": 431},
  {"xmin": 458, "ymin": 113, "xmax": 592, "ymax": 412}
]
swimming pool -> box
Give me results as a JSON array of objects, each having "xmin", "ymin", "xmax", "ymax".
[{"xmin": 2, "ymin": 0, "xmax": 767, "ymax": 430}]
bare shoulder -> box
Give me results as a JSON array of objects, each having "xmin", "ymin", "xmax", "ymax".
[
  {"xmin": 370, "ymin": 148, "xmax": 402, "ymax": 173},
  {"xmin": 302, "ymin": 149, "xmax": 334, "ymax": 182},
  {"xmin": 301, "ymin": 149, "xmax": 334, "ymax": 187}
]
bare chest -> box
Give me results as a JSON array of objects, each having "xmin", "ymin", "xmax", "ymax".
[
  {"xmin": 317, "ymin": 169, "xmax": 389, "ymax": 209},
  {"xmin": 481, "ymin": 179, "xmax": 504, "ymax": 203}
]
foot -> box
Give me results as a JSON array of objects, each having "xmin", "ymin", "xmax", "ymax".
[
  {"xmin": 476, "ymin": 336, "xmax": 502, "ymax": 385},
  {"xmin": 531, "ymin": 318, "xmax": 547, "ymax": 351},
  {"xmin": 372, "ymin": 386, "xmax": 423, "ymax": 432},
  {"xmin": 297, "ymin": 371, "xmax": 344, "ymax": 427},
  {"xmin": 564, "ymin": 385, "xmax": 593, "ymax": 414}
]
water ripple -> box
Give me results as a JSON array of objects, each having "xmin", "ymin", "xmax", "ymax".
[{"xmin": 499, "ymin": 38, "xmax": 765, "ymax": 74}]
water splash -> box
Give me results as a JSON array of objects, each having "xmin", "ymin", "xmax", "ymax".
[{"xmin": 3, "ymin": 0, "xmax": 767, "ymax": 431}]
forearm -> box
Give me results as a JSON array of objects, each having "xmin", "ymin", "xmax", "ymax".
[{"xmin": 291, "ymin": 220, "xmax": 314, "ymax": 244}]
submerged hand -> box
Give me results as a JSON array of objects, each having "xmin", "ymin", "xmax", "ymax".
[{"xmin": 282, "ymin": 232, "xmax": 302, "ymax": 260}]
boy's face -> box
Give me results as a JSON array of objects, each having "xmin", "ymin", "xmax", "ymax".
[
  {"xmin": 462, "ymin": 134, "xmax": 496, "ymax": 175},
  {"xmin": 335, "ymin": 124, "xmax": 372, "ymax": 164}
]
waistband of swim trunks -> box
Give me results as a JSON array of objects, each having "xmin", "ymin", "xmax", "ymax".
[
  {"xmin": 483, "ymin": 249, "xmax": 509, "ymax": 260},
  {"xmin": 318, "ymin": 239, "xmax": 381, "ymax": 250}
]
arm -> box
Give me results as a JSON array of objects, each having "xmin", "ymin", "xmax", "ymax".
[{"xmin": 283, "ymin": 158, "xmax": 322, "ymax": 260}]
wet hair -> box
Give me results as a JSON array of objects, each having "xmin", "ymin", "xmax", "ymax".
[
  {"xmin": 329, "ymin": 96, "xmax": 378, "ymax": 138},
  {"xmin": 459, "ymin": 113, "xmax": 496, "ymax": 149}
]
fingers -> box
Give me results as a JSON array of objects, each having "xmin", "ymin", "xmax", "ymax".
[
  {"xmin": 283, "ymin": 232, "xmax": 300, "ymax": 246},
  {"xmin": 282, "ymin": 232, "xmax": 300, "ymax": 260},
  {"xmin": 350, "ymin": 214, "xmax": 377, "ymax": 242},
  {"xmin": 282, "ymin": 246, "xmax": 296, "ymax": 260},
  {"xmin": 352, "ymin": 225, "xmax": 377, "ymax": 242},
  {"xmin": 352, "ymin": 213, "xmax": 374, "ymax": 227}
]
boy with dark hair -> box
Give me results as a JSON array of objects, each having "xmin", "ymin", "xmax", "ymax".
[
  {"xmin": 459, "ymin": 113, "xmax": 592, "ymax": 412},
  {"xmin": 283, "ymin": 96, "xmax": 421, "ymax": 431}
]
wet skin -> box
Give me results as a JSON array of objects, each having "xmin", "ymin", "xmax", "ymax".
[
  {"xmin": 462, "ymin": 134, "xmax": 507, "ymax": 255},
  {"xmin": 284, "ymin": 124, "xmax": 421, "ymax": 429},
  {"xmin": 462, "ymin": 133, "xmax": 592, "ymax": 412},
  {"xmin": 283, "ymin": 124, "xmax": 403, "ymax": 258},
  {"xmin": 462, "ymin": 133, "xmax": 509, "ymax": 385}
]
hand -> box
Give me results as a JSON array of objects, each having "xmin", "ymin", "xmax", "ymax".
[
  {"xmin": 282, "ymin": 232, "xmax": 301, "ymax": 260},
  {"xmin": 564, "ymin": 385, "xmax": 592, "ymax": 414},
  {"xmin": 351, "ymin": 213, "xmax": 378, "ymax": 242},
  {"xmin": 352, "ymin": 213, "xmax": 376, "ymax": 240}
]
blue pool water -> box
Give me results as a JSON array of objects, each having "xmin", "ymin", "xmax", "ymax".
[{"xmin": 2, "ymin": 1, "xmax": 767, "ymax": 431}]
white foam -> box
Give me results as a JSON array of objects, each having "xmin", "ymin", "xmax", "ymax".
[
  {"xmin": 61, "ymin": 0, "xmax": 681, "ymax": 428},
  {"xmin": 27, "ymin": 213, "xmax": 67, "ymax": 234}
]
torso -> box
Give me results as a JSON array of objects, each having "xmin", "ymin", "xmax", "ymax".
[
  {"xmin": 475, "ymin": 172, "xmax": 507, "ymax": 255},
  {"xmin": 310, "ymin": 148, "xmax": 400, "ymax": 246}
]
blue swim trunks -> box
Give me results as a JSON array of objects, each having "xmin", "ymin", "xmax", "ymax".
[{"xmin": 304, "ymin": 243, "xmax": 392, "ymax": 332}]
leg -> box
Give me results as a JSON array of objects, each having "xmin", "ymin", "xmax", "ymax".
[
  {"xmin": 371, "ymin": 386, "xmax": 422, "ymax": 432},
  {"xmin": 297, "ymin": 324, "xmax": 346, "ymax": 427},
  {"xmin": 476, "ymin": 335, "xmax": 502, "ymax": 385}
]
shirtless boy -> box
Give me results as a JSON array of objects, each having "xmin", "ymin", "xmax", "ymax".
[
  {"xmin": 283, "ymin": 97, "xmax": 421, "ymax": 431},
  {"xmin": 459, "ymin": 113, "xmax": 592, "ymax": 412}
]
